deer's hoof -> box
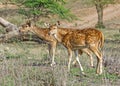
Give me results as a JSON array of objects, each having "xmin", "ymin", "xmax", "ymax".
[{"xmin": 50, "ymin": 62, "xmax": 56, "ymax": 66}]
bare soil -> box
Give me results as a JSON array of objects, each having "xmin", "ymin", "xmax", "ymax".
[
  {"xmin": 61, "ymin": 4, "xmax": 120, "ymax": 29},
  {"xmin": 0, "ymin": 3, "xmax": 120, "ymax": 86},
  {"xmin": 0, "ymin": 4, "xmax": 120, "ymax": 29}
]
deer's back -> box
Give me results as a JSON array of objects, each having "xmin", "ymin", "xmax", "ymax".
[{"xmin": 62, "ymin": 28, "xmax": 103, "ymax": 49}]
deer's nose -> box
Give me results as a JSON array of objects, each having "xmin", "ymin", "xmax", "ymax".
[
  {"xmin": 19, "ymin": 28, "xmax": 24, "ymax": 34},
  {"xmin": 48, "ymin": 32, "xmax": 51, "ymax": 35},
  {"xmin": 19, "ymin": 29, "xmax": 21, "ymax": 33},
  {"xmin": 49, "ymin": 31, "xmax": 55, "ymax": 36}
]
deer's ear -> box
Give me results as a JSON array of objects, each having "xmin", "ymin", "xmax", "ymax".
[
  {"xmin": 54, "ymin": 21, "xmax": 60, "ymax": 26},
  {"xmin": 44, "ymin": 22, "xmax": 51, "ymax": 27},
  {"xmin": 26, "ymin": 20, "xmax": 31, "ymax": 27},
  {"xmin": 57, "ymin": 21, "xmax": 60, "ymax": 25}
]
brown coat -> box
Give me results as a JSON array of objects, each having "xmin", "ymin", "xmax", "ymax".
[{"xmin": 49, "ymin": 24, "xmax": 104, "ymax": 75}]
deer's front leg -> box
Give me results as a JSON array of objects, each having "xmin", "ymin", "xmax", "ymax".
[
  {"xmin": 50, "ymin": 41, "xmax": 57, "ymax": 66},
  {"xmin": 49, "ymin": 42, "xmax": 57, "ymax": 66},
  {"xmin": 67, "ymin": 48, "xmax": 73, "ymax": 71}
]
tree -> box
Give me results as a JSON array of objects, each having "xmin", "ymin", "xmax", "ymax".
[
  {"xmin": 83, "ymin": 0, "xmax": 117, "ymax": 28},
  {"xmin": 0, "ymin": 0, "xmax": 75, "ymax": 42},
  {"xmin": 94, "ymin": 0, "xmax": 104, "ymax": 28},
  {"xmin": 14, "ymin": 0, "xmax": 75, "ymax": 21},
  {"xmin": 94, "ymin": 0, "xmax": 116, "ymax": 28}
]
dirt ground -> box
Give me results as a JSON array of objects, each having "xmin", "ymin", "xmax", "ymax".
[
  {"xmin": 0, "ymin": 3, "xmax": 120, "ymax": 28},
  {"xmin": 59, "ymin": 4, "xmax": 120, "ymax": 29},
  {"xmin": 0, "ymin": 2, "xmax": 120, "ymax": 86}
]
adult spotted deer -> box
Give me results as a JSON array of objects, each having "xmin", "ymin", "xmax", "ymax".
[
  {"xmin": 49, "ymin": 24, "xmax": 104, "ymax": 75},
  {"xmin": 19, "ymin": 21, "xmax": 95, "ymax": 68}
]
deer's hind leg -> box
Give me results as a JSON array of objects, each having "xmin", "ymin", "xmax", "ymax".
[
  {"xmin": 74, "ymin": 50, "xmax": 85, "ymax": 75},
  {"xmin": 72, "ymin": 49, "xmax": 93, "ymax": 67},
  {"xmin": 89, "ymin": 45, "xmax": 103, "ymax": 75}
]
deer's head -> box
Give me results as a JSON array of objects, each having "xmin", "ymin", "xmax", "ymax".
[
  {"xmin": 49, "ymin": 24, "xmax": 58, "ymax": 37},
  {"xmin": 48, "ymin": 21, "xmax": 61, "ymax": 36},
  {"xmin": 19, "ymin": 20, "xmax": 32, "ymax": 33}
]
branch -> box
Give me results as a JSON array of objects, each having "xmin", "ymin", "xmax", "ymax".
[
  {"xmin": 0, "ymin": 17, "xmax": 18, "ymax": 32},
  {"xmin": 0, "ymin": 17, "xmax": 45, "ymax": 43},
  {"xmin": 0, "ymin": 17, "xmax": 20, "ymax": 42}
]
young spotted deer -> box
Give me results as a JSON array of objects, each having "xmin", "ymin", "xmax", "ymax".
[
  {"xmin": 19, "ymin": 21, "xmax": 57, "ymax": 66},
  {"xmin": 49, "ymin": 24, "xmax": 104, "ymax": 75},
  {"xmin": 19, "ymin": 21, "xmax": 95, "ymax": 68}
]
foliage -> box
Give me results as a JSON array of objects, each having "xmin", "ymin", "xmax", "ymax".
[
  {"xmin": 14, "ymin": 0, "xmax": 75, "ymax": 21},
  {"xmin": 82, "ymin": 0, "xmax": 116, "ymax": 6}
]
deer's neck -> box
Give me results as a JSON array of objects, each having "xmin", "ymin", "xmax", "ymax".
[
  {"xmin": 54, "ymin": 29, "xmax": 67, "ymax": 43},
  {"xmin": 31, "ymin": 26, "xmax": 48, "ymax": 39},
  {"xmin": 31, "ymin": 26, "xmax": 40, "ymax": 34}
]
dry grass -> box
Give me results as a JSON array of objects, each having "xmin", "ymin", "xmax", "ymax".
[
  {"xmin": 0, "ymin": 1, "xmax": 120, "ymax": 86},
  {"xmin": 0, "ymin": 35, "xmax": 120, "ymax": 86}
]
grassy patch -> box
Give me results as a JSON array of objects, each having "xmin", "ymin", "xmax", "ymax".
[
  {"xmin": 0, "ymin": 2, "xmax": 120, "ymax": 85},
  {"xmin": 113, "ymin": 33, "xmax": 120, "ymax": 40}
]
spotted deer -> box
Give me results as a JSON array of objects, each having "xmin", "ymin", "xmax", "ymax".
[
  {"xmin": 19, "ymin": 21, "xmax": 95, "ymax": 68},
  {"xmin": 19, "ymin": 21, "xmax": 57, "ymax": 66},
  {"xmin": 49, "ymin": 24, "xmax": 104, "ymax": 75}
]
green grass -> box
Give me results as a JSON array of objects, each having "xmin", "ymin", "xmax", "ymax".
[
  {"xmin": 0, "ymin": 2, "xmax": 120, "ymax": 85},
  {"xmin": 113, "ymin": 33, "xmax": 120, "ymax": 40},
  {"xmin": 2, "ymin": 75, "xmax": 15, "ymax": 86},
  {"xmin": 0, "ymin": 34, "xmax": 119, "ymax": 86}
]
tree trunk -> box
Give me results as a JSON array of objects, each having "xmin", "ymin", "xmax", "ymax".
[
  {"xmin": 0, "ymin": 17, "xmax": 20, "ymax": 42},
  {"xmin": 95, "ymin": 1, "xmax": 105, "ymax": 28},
  {"xmin": 0, "ymin": 17, "xmax": 43, "ymax": 43}
]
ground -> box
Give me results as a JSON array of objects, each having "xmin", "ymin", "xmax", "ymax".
[{"xmin": 0, "ymin": 1, "xmax": 120, "ymax": 86}]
